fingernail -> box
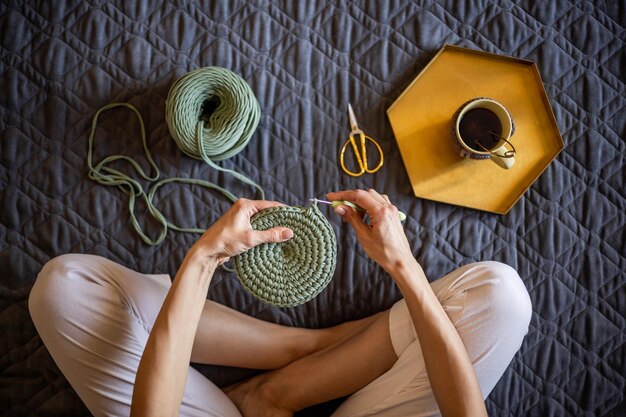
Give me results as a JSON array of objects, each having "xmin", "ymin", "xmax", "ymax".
[
  {"xmin": 281, "ymin": 229, "xmax": 293, "ymax": 240},
  {"xmin": 334, "ymin": 206, "xmax": 346, "ymax": 215}
]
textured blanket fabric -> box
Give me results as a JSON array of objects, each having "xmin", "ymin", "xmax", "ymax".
[{"xmin": 1, "ymin": 1, "xmax": 624, "ymax": 416}]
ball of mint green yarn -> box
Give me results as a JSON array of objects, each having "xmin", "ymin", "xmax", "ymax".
[
  {"xmin": 233, "ymin": 205, "xmax": 337, "ymax": 307},
  {"xmin": 164, "ymin": 67, "xmax": 261, "ymax": 161}
]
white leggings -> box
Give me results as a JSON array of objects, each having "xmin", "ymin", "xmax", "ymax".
[{"xmin": 29, "ymin": 255, "xmax": 531, "ymax": 417}]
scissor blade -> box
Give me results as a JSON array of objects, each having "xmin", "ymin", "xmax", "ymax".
[{"xmin": 347, "ymin": 103, "xmax": 359, "ymax": 131}]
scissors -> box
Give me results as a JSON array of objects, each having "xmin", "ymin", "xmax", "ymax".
[{"xmin": 339, "ymin": 103, "xmax": 384, "ymax": 177}]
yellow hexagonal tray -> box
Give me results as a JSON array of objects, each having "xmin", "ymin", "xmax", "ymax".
[{"xmin": 387, "ymin": 44, "xmax": 564, "ymax": 214}]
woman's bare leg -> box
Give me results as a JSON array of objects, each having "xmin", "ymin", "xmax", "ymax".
[
  {"xmin": 224, "ymin": 309, "xmax": 397, "ymax": 416},
  {"xmin": 191, "ymin": 300, "xmax": 383, "ymax": 369}
]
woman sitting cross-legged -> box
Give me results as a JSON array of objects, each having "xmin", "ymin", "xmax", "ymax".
[{"xmin": 29, "ymin": 189, "xmax": 531, "ymax": 417}]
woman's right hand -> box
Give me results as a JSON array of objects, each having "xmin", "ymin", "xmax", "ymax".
[{"xmin": 327, "ymin": 189, "xmax": 413, "ymax": 273}]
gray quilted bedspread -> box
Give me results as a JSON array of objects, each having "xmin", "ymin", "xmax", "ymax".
[{"xmin": 1, "ymin": 1, "xmax": 624, "ymax": 416}]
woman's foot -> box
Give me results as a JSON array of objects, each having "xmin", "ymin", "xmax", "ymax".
[{"xmin": 224, "ymin": 374, "xmax": 292, "ymax": 417}]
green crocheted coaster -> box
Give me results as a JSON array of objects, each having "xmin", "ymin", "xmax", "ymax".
[{"xmin": 233, "ymin": 204, "xmax": 337, "ymax": 307}]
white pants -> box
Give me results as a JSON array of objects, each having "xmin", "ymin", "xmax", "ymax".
[{"xmin": 29, "ymin": 255, "xmax": 531, "ymax": 417}]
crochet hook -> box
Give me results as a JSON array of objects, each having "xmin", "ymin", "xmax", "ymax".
[{"xmin": 311, "ymin": 199, "xmax": 406, "ymax": 222}]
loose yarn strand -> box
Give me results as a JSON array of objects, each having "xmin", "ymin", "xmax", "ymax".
[
  {"xmin": 196, "ymin": 124, "xmax": 265, "ymax": 200},
  {"xmin": 87, "ymin": 67, "xmax": 264, "ymax": 245},
  {"xmin": 88, "ymin": 102, "xmax": 168, "ymax": 245}
]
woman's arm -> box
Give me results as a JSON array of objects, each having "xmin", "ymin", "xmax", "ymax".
[
  {"xmin": 327, "ymin": 189, "xmax": 488, "ymax": 417},
  {"xmin": 389, "ymin": 258, "xmax": 487, "ymax": 417},
  {"xmin": 130, "ymin": 249, "xmax": 217, "ymax": 417},
  {"xmin": 130, "ymin": 199, "xmax": 293, "ymax": 417}
]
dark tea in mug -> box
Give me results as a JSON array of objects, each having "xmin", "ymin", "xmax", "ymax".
[
  {"xmin": 452, "ymin": 97, "xmax": 516, "ymax": 169},
  {"xmin": 458, "ymin": 108, "xmax": 502, "ymax": 151}
]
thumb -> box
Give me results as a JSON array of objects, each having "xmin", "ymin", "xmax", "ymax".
[{"xmin": 252, "ymin": 227, "xmax": 293, "ymax": 245}]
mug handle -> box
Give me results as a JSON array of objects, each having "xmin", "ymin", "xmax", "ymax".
[
  {"xmin": 478, "ymin": 133, "xmax": 516, "ymax": 170},
  {"xmin": 491, "ymin": 150, "xmax": 515, "ymax": 169}
]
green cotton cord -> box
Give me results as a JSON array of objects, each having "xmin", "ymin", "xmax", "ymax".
[
  {"xmin": 87, "ymin": 67, "xmax": 264, "ymax": 245},
  {"xmin": 165, "ymin": 67, "xmax": 264, "ymax": 199}
]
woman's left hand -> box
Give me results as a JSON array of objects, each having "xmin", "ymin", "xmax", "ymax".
[{"xmin": 189, "ymin": 198, "xmax": 294, "ymax": 264}]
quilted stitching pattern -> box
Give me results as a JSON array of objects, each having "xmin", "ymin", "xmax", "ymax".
[{"xmin": 1, "ymin": 1, "xmax": 624, "ymax": 416}]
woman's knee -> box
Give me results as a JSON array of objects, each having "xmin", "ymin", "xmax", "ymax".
[
  {"xmin": 29, "ymin": 254, "xmax": 92, "ymax": 326},
  {"xmin": 470, "ymin": 261, "xmax": 532, "ymax": 336}
]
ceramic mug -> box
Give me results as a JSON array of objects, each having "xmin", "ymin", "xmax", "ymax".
[{"xmin": 452, "ymin": 98, "xmax": 516, "ymax": 169}]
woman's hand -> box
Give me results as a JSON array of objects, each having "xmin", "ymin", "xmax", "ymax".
[
  {"xmin": 327, "ymin": 189, "xmax": 412, "ymax": 272},
  {"xmin": 189, "ymin": 198, "xmax": 294, "ymax": 264}
]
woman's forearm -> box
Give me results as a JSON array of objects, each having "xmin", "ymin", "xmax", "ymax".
[
  {"xmin": 131, "ymin": 249, "xmax": 218, "ymax": 417},
  {"xmin": 128, "ymin": 198, "xmax": 291, "ymax": 416},
  {"xmin": 390, "ymin": 258, "xmax": 487, "ymax": 417}
]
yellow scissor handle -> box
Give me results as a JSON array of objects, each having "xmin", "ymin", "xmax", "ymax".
[{"xmin": 339, "ymin": 131, "xmax": 384, "ymax": 177}]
